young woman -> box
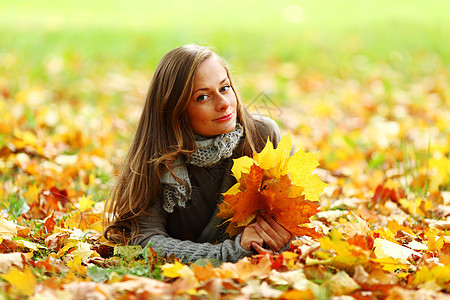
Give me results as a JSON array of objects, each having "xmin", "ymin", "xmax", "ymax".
[{"xmin": 104, "ymin": 44, "xmax": 292, "ymax": 263}]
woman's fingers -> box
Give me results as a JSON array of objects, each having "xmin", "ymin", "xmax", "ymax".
[
  {"xmin": 255, "ymin": 217, "xmax": 280, "ymax": 251},
  {"xmin": 260, "ymin": 212, "xmax": 288, "ymax": 233},
  {"xmin": 240, "ymin": 222, "xmax": 264, "ymax": 251},
  {"xmin": 251, "ymin": 242, "xmax": 275, "ymax": 255},
  {"xmin": 262, "ymin": 212, "xmax": 292, "ymax": 241},
  {"xmin": 242, "ymin": 214, "xmax": 293, "ymax": 253},
  {"xmin": 255, "ymin": 212, "xmax": 292, "ymax": 252}
]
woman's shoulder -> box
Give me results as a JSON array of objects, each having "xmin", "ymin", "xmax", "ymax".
[{"xmin": 250, "ymin": 113, "xmax": 282, "ymax": 147}]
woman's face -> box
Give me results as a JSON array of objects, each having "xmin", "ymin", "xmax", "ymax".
[{"xmin": 187, "ymin": 56, "xmax": 237, "ymax": 137}]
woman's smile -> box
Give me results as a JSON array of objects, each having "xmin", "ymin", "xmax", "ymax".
[{"xmin": 214, "ymin": 113, "xmax": 233, "ymax": 122}]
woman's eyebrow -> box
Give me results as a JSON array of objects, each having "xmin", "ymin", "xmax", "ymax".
[{"xmin": 192, "ymin": 77, "xmax": 229, "ymax": 94}]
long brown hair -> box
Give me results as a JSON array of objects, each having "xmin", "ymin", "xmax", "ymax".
[{"xmin": 104, "ymin": 44, "xmax": 267, "ymax": 242}]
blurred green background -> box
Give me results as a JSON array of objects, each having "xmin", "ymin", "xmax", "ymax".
[{"xmin": 2, "ymin": 0, "xmax": 449, "ymax": 105}]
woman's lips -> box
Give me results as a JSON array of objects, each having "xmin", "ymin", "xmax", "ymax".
[{"xmin": 214, "ymin": 113, "xmax": 233, "ymax": 122}]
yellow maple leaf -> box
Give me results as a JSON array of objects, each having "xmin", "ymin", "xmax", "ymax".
[
  {"xmin": 254, "ymin": 133, "xmax": 292, "ymax": 177},
  {"xmin": 413, "ymin": 265, "xmax": 450, "ymax": 288},
  {"xmin": 0, "ymin": 266, "xmax": 36, "ymax": 296},
  {"xmin": 66, "ymin": 253, "xmax": 87, "ymax": 275},
  {"xmin": 287, "ymin": 149, "xmax": 327, "ymax": 202},
  {"xmin": 23, "ymin": 183, "xmax": 41, "ymax": 205},
  {"xmin": 427, "ymin": 236, "xmax": 445, "ymax": 251},
  {"xmin": 231, "ymin": 156, "xmax": 255, "ymax": 181},
  {"xmin": 78, "ymin": 195, "xmax": 95, "ymax": 212},
  {"xmin": 371, "ymin": 257, "xmax": 410, "ymax": 273},
  {"xmin": 161, "ymin": 261, "xmax": 194, "ymax": 278},
  {"xmin": 71, "ymin": 242, "xmax": 99, "ymax": 260},
  {"xmin": 425, "ymin": 229, "xmax": 445, "ymax": 251},
  {"xmin": 429, "ymin": 157, "xmax": 450, "ymax": 192},
  {"xmin": 64, "ymin": 210, "xmax": 103, "ymax": 232}
]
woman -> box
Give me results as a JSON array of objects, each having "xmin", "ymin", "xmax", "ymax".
[{"xmin": 104, "ymin": 44, "xmax": 292, "ymax": 263}]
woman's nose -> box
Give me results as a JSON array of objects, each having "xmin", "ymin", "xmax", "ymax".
[{"xmin": 216, "ymin": 94, "xmax": 230, "ymax": 111}]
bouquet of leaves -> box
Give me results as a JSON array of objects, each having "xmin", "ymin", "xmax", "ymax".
[{"xmin": 217, "ymin": 133, "xmax": 326, "ymax": 238}]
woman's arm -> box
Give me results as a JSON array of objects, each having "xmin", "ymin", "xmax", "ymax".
[
  {"xmin": 130, "ymin": 201, "xmax": 253, "ymax": 263},
  {"xmin": 143, "ymin": 233, "xmax": 253, "ymax": 263}
]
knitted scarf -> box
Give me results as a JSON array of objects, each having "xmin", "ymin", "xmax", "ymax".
[{"xmin": 161, "ymin": 124, "xmax": 244, "ymax": 213}]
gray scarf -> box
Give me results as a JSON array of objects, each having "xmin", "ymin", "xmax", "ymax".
[{"xmin": 161, "ymin": 124, "xmax": 244, "ymax": 213}]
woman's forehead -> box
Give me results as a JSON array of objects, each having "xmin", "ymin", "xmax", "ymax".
[{"xmin": 193, "ymin": 56, "xmax": 228, "ymax": 87}]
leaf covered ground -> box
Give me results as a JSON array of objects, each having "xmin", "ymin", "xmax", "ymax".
[
  {"xmin": 1, "ymin": 61, "xmax": 449, "ymax": 299},
  {"xmin": 1, "ymin": 1, "xmax": 450, "ymax": 298}
]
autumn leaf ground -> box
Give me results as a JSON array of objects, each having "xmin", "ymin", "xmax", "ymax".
[{"xmin": 1, "ymin": 1, "xmax": 450, "ymax": 299}]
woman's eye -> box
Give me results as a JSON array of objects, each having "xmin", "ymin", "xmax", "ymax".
[
  {"xmin": 221, "ymin": 85, "xmax": 231, "ymax": 92},
  {"xmin": 197, "ymin": 94, "xmax": 208, "ymax": 101}
]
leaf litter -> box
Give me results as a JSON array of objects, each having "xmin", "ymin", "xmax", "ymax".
[{"xmin": 0, "ymin": 64, "xmax": 450, "ymax": 299}]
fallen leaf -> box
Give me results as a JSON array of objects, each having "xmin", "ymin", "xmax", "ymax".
[
  {"xmin": 327, "ymin": 271, "xmax": 360, "ymax": 296},
  {"xmin": 373, "ymin": 238, "xmax": 421, "ymax": 264},
  {"xmin": 241, "ymin": 279, "xmax": 283, "ymax": 298},
  {"xmin": 112, "ymin": 274, "xmax": 171, "ymax": 295},
  {"xmin": 0, "ymin": 216, "xmax": 17, "ymax": 239},
  {"xmin": 162, "ymin": 261, "xmax": 194, "ymax": 279},
  {"xmin": 0, "ymin": 252, "xmax": 25, "ymax": 273},
  {"xmin": 0, "ymin": 266, "xmax": 36, "ymax": 296}
]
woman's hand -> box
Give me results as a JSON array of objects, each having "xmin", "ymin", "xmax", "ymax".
[
  {"xmin": 254, "ymin": 212, "xmax": 292, "ymax": 252},
  {"xmin": 240, "ymin": 222, "xmax": 264, "ymax": 251}
]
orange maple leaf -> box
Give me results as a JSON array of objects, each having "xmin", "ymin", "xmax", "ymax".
[
  {"xmin": 222, "ymin": 163, "xmax": 320, "ymax": 236},
  {"xmin": 224, "ymin": 164, "xmax": 265, "ymax": 224}
]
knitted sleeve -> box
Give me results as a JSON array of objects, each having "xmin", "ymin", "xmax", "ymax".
[
  {"xmin": 140, "ymin": 233, "xmax": 253, "ymax": 263},
  {"xmin": 130, "ymin": 200, "xmax": 253, "ymax": 263}
]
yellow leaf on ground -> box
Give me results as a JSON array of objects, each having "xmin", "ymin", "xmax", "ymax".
[
  {"xmin": 428, "ymin": 236, "xmax": 445, "ymax": 251},
  {"xmin": 162, "ymin": 261, "xmax": 193, "ymax": 278},
  {"xmin": 337, "ymin": 213, "xmax": 370, "ymax": 238},
  {"xmin": 429, "ymin": 157, "xmax": 450, "ymax": 192},
  {"xmin": 79, "ymin": 195, "xmax": 95, "ymax": 212},
  {"xmin": 23, "ymin": 184, "xmax": 41, "ymax": 205},
  {"xmin": 413, "ymin": 265, "xmax": 450, "ymax": 289},
  {"xmin": 371, "ymin": 257, "xmax": 410, "ymax": 274},
  {"xmin": 64, "ymin": 211, "xmax": 103, "ymax": 232},
  {"xmin": 66, "ymin": 253, "xmax": 87, "ymax": 275},
  {"xmin": 0, "ymin": 266, "xmax": 36, "ymax": 296}
]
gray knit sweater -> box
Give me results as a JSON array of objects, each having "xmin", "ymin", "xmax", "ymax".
[{"xmin": 131, "ymin": 115, "xmax": 285, "ymax": 263}]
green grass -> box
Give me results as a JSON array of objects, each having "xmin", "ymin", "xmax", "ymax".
[{"xmin": 2, "ymin": 1, "xmax": 448, "ymax": 76}]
